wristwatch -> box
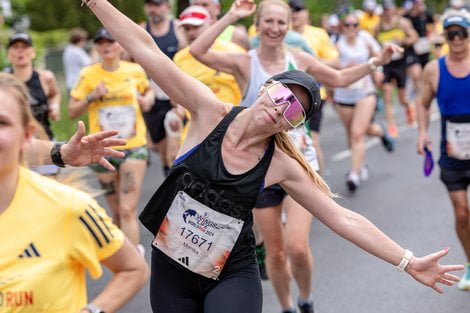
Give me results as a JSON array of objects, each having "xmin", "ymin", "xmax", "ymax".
[
  {"xmin": 85, "ymin": 303, "xmax": 105, "ymax": 313},
  {"xmin": 50, "ymin": 142, "xmax": 66, "ymax": 168}
]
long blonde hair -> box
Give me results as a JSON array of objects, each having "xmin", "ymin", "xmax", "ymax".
[{"xmin": 274, "ymin": 131, "xmax": 333, "ymax": 197}]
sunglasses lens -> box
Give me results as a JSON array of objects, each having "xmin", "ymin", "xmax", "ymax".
[
  {"xmin": 267, "ymin": 83, "xmax": 306, "ymax": 127},
  {"xmin": 446, "ymin": 29, "xmax": 468, "ymax": 41}
]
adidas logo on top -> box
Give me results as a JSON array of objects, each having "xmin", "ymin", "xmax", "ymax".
[
  {"xmin": 177, "ymin": 256, "xmax": 189, "ymax": 266},
  {"xmin": 18, "ymin": 243, "xmax": 41, "ymax": 258}
]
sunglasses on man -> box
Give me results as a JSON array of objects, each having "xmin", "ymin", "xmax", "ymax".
[
  {"xmin": 266, "ymin": 82, "xmax": 306, "ymax": 128},
  {"xmin": 445, "ymin": 28, "xmax": 468, "ymax": 41}
]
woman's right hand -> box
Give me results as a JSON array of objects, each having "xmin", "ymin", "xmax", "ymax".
[
  {"xmin": 89, "ymin": 82, "xmax": 107, "ymax": 101},
  {"xmin": 228, "ymin": 0, "xmax": 257, "ymax": 20}
]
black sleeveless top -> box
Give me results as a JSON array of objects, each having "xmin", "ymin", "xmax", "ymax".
[
  {"xmin": 146, "ymin": 19, "xmax": 179, "ymax": 60},
  {"xmin": 26, "ymin": 71, "xmax": 53, "ymax": 139},
  {"xmin": 140, "ymin": 106, "xmax": 275, "ymax": 272}
]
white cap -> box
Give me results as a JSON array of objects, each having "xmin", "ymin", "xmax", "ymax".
[
  {"xmin": 363, "ymin": 0, "xmax": 377, "ymax": 11},
  {"xmin": 178, "ymin": 5, "xmax": 210, "ymax": 26}
]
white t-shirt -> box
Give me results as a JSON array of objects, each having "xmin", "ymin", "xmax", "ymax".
[{"xmin": 63, "ymin": 44, "xmax": 92, "ymax": 90}]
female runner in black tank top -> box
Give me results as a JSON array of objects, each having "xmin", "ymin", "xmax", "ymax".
[{"xmin": 84, "ymin": 1, "xmax": 464, "ymax": 312}]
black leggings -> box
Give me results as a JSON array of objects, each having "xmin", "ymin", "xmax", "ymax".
[{"xmin": 150, "ymin": 248, "xmax": 263, "ymax": 313}]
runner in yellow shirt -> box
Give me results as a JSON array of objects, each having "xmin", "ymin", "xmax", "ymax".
[
  {"xmin": 173, "ymin": 5, "xmax": 244, "ymax": 153},
  {"xmin": 0, "ymin": 72, "xmax": 148, "ymax": 313},
  {"xmin": 69, "ymin": 27, "xmax": 153, "ymax": 251}
]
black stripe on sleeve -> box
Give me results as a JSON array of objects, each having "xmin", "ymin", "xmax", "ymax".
[
  {"xmin": 79, "ymin": 216, "xmax": 103, "ymax": 248},
  {"xmin": 88, "ymin": 204, "xmax": 114, "ymax": 239},
  {"xmin": 85, "ymin": 210, "xmax": 110, "ymax": 244}
]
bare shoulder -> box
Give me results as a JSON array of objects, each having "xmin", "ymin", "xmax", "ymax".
[
  {"xmin": 264, "ymin": 144, "xmax": 303, "ymax": 186},
  {"xmin": 38, "ymin": 69, "xmax": 57, "ymax": 82},
  {"xmin": 423, "ymin": 59, "xmax": 439, "ymax": 88}
]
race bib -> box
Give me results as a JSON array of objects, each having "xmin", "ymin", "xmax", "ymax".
[
  {"xmin": 413, "ymin": 37, "xmax": 431, "ymax": 55},
  {"xmin": 99, "ymin": 105, "xmax": 136, "ymax": 139},
  {"xmin": 446, "ymin": 121, "xmax": 470, "ymax": 160},
  {"xmin": 153, "ymin": 191, "xmax": 244, "ymax": 279}
]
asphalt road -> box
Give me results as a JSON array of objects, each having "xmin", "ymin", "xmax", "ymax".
[{"xmin": 86, "ymin": 102, "xmax": 470, "ymax": 313}]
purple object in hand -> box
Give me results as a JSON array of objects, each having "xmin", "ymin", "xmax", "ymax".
[{"xmin": 424, "ymin": 147, "xmax": 434, "ymax": 177}]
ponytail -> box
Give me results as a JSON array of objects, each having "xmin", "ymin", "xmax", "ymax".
[{"xmin": 274, "ymin": 131, "xmax": 333, "ymax": 197}]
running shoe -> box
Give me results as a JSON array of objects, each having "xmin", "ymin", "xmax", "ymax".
[
  {"xmin": 381, "ymin": 124, "xmax": 396, "ymax": 153},
  {"xmin": 359, "ymin": 164, "xmax": 369, "ymax": 181},
  {"xmin": 256, "ymin": 243, "xmax": 269, "ymax": 280},
  {"xmin": 458, "ymin": 263, "xmax": 470, "ymax": 291},
  {"xmin": 406, "ymin": 106, "xmax": 416, "ymax": 126},
  {"xmin": 282, "ymin": 309, "xmax": 296, "ymax": 313},
  {"xmin": 298, "ymin": 300, "xmax": 314, "ymax": 313},
  {"xmin": 388, "ymin": 124, "xmax": 399, "ymax": 139},
  {"xmin": 346, "ymin": 172, "xmax": 360, "ymax": 192}
]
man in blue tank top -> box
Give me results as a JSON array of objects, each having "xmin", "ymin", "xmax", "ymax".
[
  {"xmin": 141, "ymin": 0, "xmax": 187, "ymax": 176},
  {"xmin": 416, "ymin": 10, "xmax": 470, "ymax": 291}
]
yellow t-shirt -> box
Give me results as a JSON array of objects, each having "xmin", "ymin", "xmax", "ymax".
[
  {"xmin": 174, "ymin": 39, "xmax": 243, "ymax": 142},
  {"xmin": 71, "ymin": 61, "xmax": 149, "ymax": 150},
  {"xmin": 299, "ymin": 25, "xmax": 339, "ymax": 60},
  {"xmin": 359, "ymin": 13, "xmax": 381, "ymax": 35},
  {"xmin": 174, "ymin": 40, "xmax": 243, "ymax": 105},
  {"xmin": 0, "ymin": 167, "xmax": 124, "ymax": 312}
]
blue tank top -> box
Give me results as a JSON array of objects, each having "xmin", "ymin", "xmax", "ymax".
[
  {"xmin": 436, "ymin": 56, "xmax": 470, "ymax": 170},
  {"xmin": 146, "ymin": 19, "xmax": 179, "ymax": 60}
]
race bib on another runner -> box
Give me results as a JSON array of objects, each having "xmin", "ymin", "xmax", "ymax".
[
  {"xmin": 446, "ymin": 121, "xmax": 470, "ymax": 160},
  {"xmin": 99, "ymin": 105, "xmax": 136, "ymax": 139},
  {"xmin": 153, "ymin": 191, "xmax": 244, "ymax": 280},
  {"xmin": 413, "ymin": 37, "xmax": 431, "ymax": 55}
]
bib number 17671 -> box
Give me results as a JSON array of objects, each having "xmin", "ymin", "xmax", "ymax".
[{"xmin": 180, "ymin": 227, "xmax": 213, "ymax": 251}]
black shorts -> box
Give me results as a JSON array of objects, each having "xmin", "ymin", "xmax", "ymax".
[
  {"xmin": 306, "ymin": 99, "xmax": 325, "ymax": 133},
  {"xmin": 143, "ymin": 99, "xmax": 172, "ymax": 143},
  {"xmin": 406, "ymin": 50, "xmax": 430, "ymax": 68},
  {"xmin": 383, "ymin": 59, "xmax": 407, "ymax": 88},
  {"xmin": 440, "ymin": 167, "xmax": 470, "ymax": 192},
  {"xmin": 254, "ymin": 184, "xmax": 287, "ymax": 208}
]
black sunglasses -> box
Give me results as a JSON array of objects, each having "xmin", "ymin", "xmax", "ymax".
[
  {"xmin": 445, "ymin": 29, "xmax": 468, "ymax": 41},
  {"xmin": 344, "ymin": 22, "xmax": 359, "ymax": 28}
]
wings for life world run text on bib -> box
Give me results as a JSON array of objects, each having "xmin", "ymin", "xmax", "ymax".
[{"xmin": 153, "ymin": 191, "xmax": 244, "ymax": 279}]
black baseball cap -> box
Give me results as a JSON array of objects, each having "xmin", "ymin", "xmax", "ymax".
[
  {"xmin": 288, "ymin": 0, "xmax": 306, "ymax": 11},
  {"xmin": 7, "ymin": 33, "xmax": 33, "ymax": 48},
  {"xmin": 93, "ymin": 27, "xmax": 115, "ymax": 42},
  {"xmin": 270, "ymin": 70, "xmax": 321, "ymax": 120}
]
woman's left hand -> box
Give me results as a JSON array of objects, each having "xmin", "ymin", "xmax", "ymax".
[
  {"xmin": 375, "ymin": 43, "xmax": 404, "ymax": 66},
  {"xmin": 406, "ymin": 247, "xmax": 464, "ymax": 293}
]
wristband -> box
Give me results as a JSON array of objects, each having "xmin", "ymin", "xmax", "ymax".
[
  {"xmin": 50, "ymin": 142, "xmax": 66, "ymax": 168},
  {"xmin": 397, "ymin": 249, "xmax": 413, "ymax": 272},
  {"xmin": 367, "ymin": 57, "xmax": 380, "ymax": 72},
  {"xmin": 85, "ymin": 303, "xmax": 105, "ymax": 313},
  {"xmin": 85, "ymin": 95, "xmax": 95, "ymax": 104}
]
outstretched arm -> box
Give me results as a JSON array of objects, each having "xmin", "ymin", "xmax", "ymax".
[
  {"xmin": 301, "ymin": 43, "xmax": 403, "ymax": 87},
  {"xmin": 82, "ymin": 0, "xmax": 218, "ymax": 116},
  {"xmin": 271, "ymin": 155, "xmax": 464, "ymax": 293},
  {"xmin": 27, "ymin": 121, "xmax": 126, "ymax": 170}
]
